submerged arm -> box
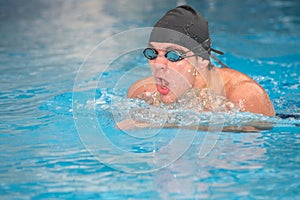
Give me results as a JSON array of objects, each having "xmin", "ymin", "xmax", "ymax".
[{"xmin": 116, "ymin": 119, "xmax": 272, "ymax": 133}]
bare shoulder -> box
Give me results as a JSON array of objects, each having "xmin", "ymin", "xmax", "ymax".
[
  {"xmin": 218, "ymin": 68, "xmax": 275, "ymax": 116},
  {"xmin": 217, "ymin": 68, "xmax": 265, "ymax": 93},
  {"xmin": 218, "ymin": 67, "xmax": 255, "ymax": 85},
  {"xmin": 127, "ymin": 76, "xmax": 157, "ymax": 98}
]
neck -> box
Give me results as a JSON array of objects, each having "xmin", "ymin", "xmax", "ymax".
[
  {"xmin": 193, "ymin": 67, "xmax": 225, "ymax": 96},
  {"xmin": 193, "ymin": 67, "xmax": 210, "ymax": 88}
]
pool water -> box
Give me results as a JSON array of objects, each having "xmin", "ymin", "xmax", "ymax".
[{"xmin": 1, "ymin": 0, "xmax": 299, "ymax": 199}]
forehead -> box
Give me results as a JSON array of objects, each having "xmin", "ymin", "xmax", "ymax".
[{"xmin": 149, "ymin": 42, "xmax": 190, "ymax": 52}]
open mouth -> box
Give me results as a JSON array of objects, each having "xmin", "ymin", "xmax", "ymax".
[{"xmin": 156, "ymin": 78, "xmax": 170, "ymax": 95}]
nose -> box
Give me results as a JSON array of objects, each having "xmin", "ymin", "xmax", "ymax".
[{"xmin": 153, "ymin": 52, "xmax": 168, "ymax": 71}]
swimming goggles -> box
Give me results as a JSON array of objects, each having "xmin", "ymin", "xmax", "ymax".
[
  {"xmin": 143, "ymin": 48, "xmax": 196, "ymax": 62},
  {"xmin": 143, "ymin": 45, "xmax": 230, "ymax": 68}
]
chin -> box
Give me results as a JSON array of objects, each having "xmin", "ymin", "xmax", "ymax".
[{"xmin": 160, "ymin": 92, "xmax": 178, "ymax": 104}]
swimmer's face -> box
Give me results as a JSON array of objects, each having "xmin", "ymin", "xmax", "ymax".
[{"xmin": 147, "ymin": 42, "xmax": 198, "ymax": 103}]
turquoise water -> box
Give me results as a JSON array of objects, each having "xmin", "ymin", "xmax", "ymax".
[{"xmin": 1, "ymin": 0, "xmax": 299, "ymax": 199}]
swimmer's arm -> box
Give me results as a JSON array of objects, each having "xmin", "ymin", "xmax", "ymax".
[
  {"xmin": 116, "ymin": 119, "xmax": 272, "ymax": 132},
  {"xmin": 227, "ymin": 81, "xmax": 275, "ymax": 116},
  {"xmin": 127, "ymin": 76, "xmax": 156, "ymax": 98}
]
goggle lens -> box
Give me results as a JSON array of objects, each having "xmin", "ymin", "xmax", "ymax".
[
  {"xmin": 165, "ymin": 51, "xmax": 182, "ymax": 62},
  {"xmin": 143, "ymin": 48, "xmax": 158, "ymax": 60}
]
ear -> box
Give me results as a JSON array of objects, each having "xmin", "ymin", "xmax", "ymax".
[{"xmin": 197, "ymin": 58, "xmax": 210, "ymax": 69}]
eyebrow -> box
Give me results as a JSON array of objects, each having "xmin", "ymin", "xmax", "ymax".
[
  {"xmin": 148, "ymin": 44, "xmax": 187, "ymax": 53},
  {"xmin": 167, "ymin": 47, "xmax": 186, "ymax": 54}
]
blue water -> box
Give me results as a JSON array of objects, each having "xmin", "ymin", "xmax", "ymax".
[{"xmin": 1, "ymin": 0, "xmax": 300, "ymax": 199}]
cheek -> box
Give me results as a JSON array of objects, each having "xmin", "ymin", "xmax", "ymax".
[
  {"xmin": 175, "ymin": 65, "xmax": 195, "ymax": 82},
  {"xmin": 169, "ymin": 68, "xmax": 194, "ymax": 92},
  {"xmin": 148, "ymin": 60, "xmax": 154, "ymax": 68},
  {"xmin": 149, "ymin": 63, "xmax": 157, "ymax": 74}
]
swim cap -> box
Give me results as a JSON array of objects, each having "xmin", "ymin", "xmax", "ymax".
[{"xmin": 149, "ymin": 5, "xmax": 223, "ymax": 60}]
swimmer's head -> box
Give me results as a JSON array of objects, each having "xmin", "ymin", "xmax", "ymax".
[{"xmin": 149, "ymin": 5, "xmax": 224, "ymax": 62}]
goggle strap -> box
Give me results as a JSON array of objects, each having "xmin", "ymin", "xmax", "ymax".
[
  {"xmin": 211, "ymin": 47, "xmax": 224, "ymax": 55},
  {"xmin": 210, "ymin": 54, "xmax": 230, "ymax": 68}
]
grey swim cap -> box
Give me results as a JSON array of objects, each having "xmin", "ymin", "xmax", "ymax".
[{"xmin": 149, "ymin": 5, "xmax": 223, "ymax": 60}]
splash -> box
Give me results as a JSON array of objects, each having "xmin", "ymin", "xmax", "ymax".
[{"xmin": 93, "ymin": 88, "xmax": 281, "ymax": 129}]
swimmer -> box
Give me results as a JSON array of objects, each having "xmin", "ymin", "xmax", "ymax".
[{"xmin": 118, "ymin": 5, "xmax": 275, "ymax": 131}]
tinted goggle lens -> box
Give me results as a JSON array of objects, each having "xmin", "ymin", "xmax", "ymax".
[
  {"xmin": 166, "ymin": 51, "xmax": 182, "ymax": 62},
  {"xmin": 143, "ymin": 48, "xmax": 184, "ymax": 62},
  {"xmin": 143, "ymin": 48, "xmax": 158, "ymax": 60}
]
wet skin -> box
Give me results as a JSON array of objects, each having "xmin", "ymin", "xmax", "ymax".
[{"xmin": 127, "ymin": 42, "xmax": 275, "ymax": 117}]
